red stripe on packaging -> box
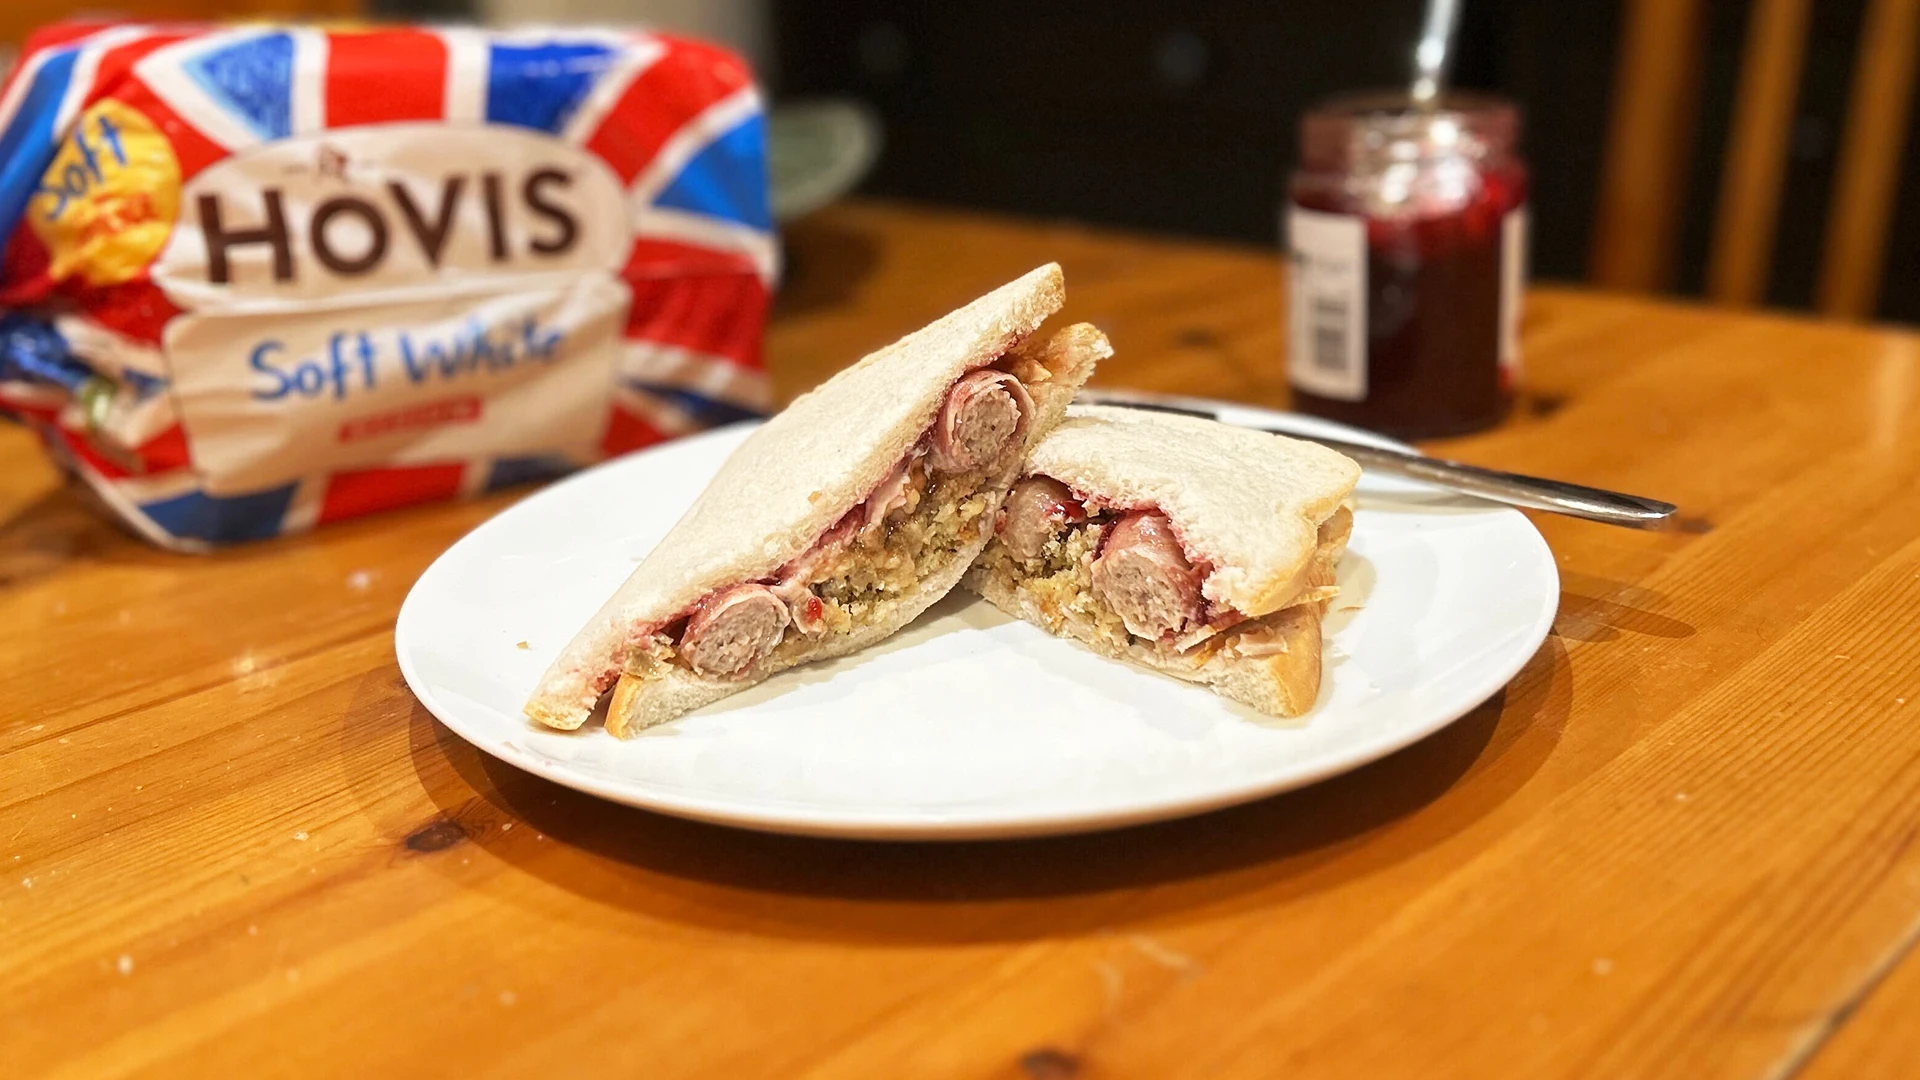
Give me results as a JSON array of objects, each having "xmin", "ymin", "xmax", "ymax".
[
  {"xmin": 324, "ymin": 30, "xmax": 447, "ymax": 127},
  {"xmin": 600, "ymin": 404, "xmax": 668, "ymax": 457},
  {"xmin": 318, "ymin": 462, "xmax": 467, "ymax": 523},
  {"xmin": 583, "ymin": 37, "xmax": 752, "ymax": 184},
  {"xmin": 624, "ymin": 272, "xmax": 767, "ymax": 369}
]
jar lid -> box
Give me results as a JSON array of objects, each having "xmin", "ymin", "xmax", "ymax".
[{"xmin": 1301, "ymin": 91, "xmax": 1519, "ymax": 168}]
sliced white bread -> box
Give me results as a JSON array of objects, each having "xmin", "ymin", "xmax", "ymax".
[
  {"xmin": 1022, "ymin": 405, "xmax": 1361, "ymax": 615},
  {"xmin": 604, "ymin": 322, "xmax": 1108, "ymax": 734},
  {"xmin": 525, "ymin": 264, "xmax": 1106, "ymax": 732},
  {"xmin": 970, "ymin": 507, "xmax": 1351, "ymax": 717},
  {"xmin": 965, "ymin": 404, "xmax": 1360, "ymax": 718}
]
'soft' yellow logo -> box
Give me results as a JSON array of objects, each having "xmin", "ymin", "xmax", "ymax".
[{"xmin": 29, "ymin": 99, "xmax": 181, "ymax": 286}]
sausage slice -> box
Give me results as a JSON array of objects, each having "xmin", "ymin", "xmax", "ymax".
[
  {"xmin": 930, "ymin": 370, "xmax": 1032, "ymax": 473},
  {"xmin": 679, "ymin": 584, "xmax": 790, "ymax": 675},
  {"xmin": 997, "ymin": 476, "xmax": 1085, "ymax": 561},
  {"xmin": 1090, "ymin": 511, "xmax": 1203, "ymax": 639}
]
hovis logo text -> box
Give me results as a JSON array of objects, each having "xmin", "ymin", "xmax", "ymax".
[{"xmin": 155, "ymin": 123, "xmax": 631, "ymax": 312}]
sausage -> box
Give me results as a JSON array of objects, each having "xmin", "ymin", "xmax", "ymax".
[
  {"xmin": 930, "ymin": 370, "xmax": 1032, "ymax": 473},
  {"xmin": 996, "ymin": 476, "xmax": 1085, "ymax": 560},
  {"xmin": 678, "ymin": 584, "xmax": 790, "ymax": 675},
  {"xmin": 1090, "ymin": 511, "xmax": 1203, "ymax": 639}
]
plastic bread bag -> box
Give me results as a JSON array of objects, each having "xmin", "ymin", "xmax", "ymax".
[{"xmin": 0, "ymin": 21, "xmax": 774, "ymax": 549}]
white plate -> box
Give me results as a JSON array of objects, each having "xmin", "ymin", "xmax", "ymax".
[{"xmin": 397, "ymin": 401, "xmax": 1559, "ymax": 839}]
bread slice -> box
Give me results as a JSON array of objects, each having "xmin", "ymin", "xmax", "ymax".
[
  {"xmin": 525, "ymin": 265, "xmax": 1107, "ymax": 734},
  {"xmin": 1023, "ymin": 405, "xmax": 1361, "ymax": 614},
  {"xmin": 964, "ymin": 405, "xmax": 1360, "ymax": 718}
]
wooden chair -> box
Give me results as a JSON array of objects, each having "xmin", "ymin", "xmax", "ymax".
[{"xmin": 1589, "ymin": 0, "xmax": 1919, "ymax": 318}]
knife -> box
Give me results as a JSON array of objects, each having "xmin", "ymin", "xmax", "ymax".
[{"xmin": 1074, "ymin": 389, "xmax": 1678, "ymax": 529}]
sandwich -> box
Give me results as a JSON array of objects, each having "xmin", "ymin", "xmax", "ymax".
[
  {"xmin": 526, "ymin": 264, "xmax": 1108, "ymax": 735},
  {"xmin": 964, "ymin": 404, "xmax": 1361, "ymax": 717}
]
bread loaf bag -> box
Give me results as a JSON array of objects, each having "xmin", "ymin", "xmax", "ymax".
[{"xmin": 0, "ymin": 21, "xmax": 773, "ymax": 549}]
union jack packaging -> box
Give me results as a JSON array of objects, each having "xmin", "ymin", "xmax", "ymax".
[{"xmin": 0, "ymin": 21, "xmax": 773, "ymax": 550}]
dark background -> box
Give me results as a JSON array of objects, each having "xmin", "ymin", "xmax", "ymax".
[{"xmin": 774, "ymin": 0, "xmax": 1920, "ymax": 322}]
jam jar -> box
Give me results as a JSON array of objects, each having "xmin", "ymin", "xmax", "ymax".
[{"xmin": 1286, "ymin": 93, "xmax": 1529, "ymax": 439}]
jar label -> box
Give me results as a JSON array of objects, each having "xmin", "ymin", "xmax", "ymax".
[
  {"xmin": 1500, "ymin": 204, "xmax": 1529, "ymax": 382},
  {"xmin": 1286, "ymin": 206, "xmax": 1368, "ymax": 401}
]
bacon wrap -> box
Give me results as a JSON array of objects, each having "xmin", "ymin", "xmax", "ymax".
[
  {"xmin": 996, "ymin": 476, "xmax": 1086, "ymax": 560},
  {"xmin": 771, "ymin": 580, "xmax": 826, "ymax": 634},
  {"xmin": 1090, "ymin": 511, "xmax": 1204, "ymax": 639},
  {"xmin": 862, "ymin": 455, "xmax": 915, "ymax": 534},
  {"xmin": 930, "ymin": 370, "xmax": 1032, "ymax": 473},
  {"xmin": 679, "ymin": 584, "xmax": 790, "ymax": 676},
  {"xmin": 775, "ymin": 511, "xmax": 859, "ymax": 586}
]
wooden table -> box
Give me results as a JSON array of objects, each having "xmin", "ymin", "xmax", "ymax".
[{"xmin": 6, "ymin": 201, "xmax": 1920, "ymax": 1078}]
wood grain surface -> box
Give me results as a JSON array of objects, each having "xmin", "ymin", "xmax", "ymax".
[{"xmin": 6, "ymin": 201, "xmax": 1920, "ymax": 1078}]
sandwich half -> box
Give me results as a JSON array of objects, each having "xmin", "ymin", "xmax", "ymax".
[
  {"xmin": 965, "ymin": 404, "xmax": 1361, "ymax": 718},
  {"xmin": 527, "ymin": 264, "xmax": 1108, "ymax": 735}
]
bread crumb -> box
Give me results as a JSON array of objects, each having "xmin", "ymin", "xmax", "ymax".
[
  {"xmin": 347, "ymin": 570, "xmax": 373, "ymax": 591},
  {"xmin": 516, "ymin": 640, "xmax": 530, "ymax": 650},
  {"xmin": 500, "ymin": 822, "xmax": 513, "ymax": 832},
  {"xmin": 292, "ymin": 831, "xmax": 309, "ymax": 841},
  {"xmin": 808, "ymin": 490, "xmax": 823, "ymax": 503},
  {"xmin": 117, "ymin": 954, "xmax": 133, "ymax": 975}
]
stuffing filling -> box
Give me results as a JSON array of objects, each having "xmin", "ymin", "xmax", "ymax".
[
  {"xmin": 976, "ymin": 493, "xmax": 1346, "ymax": 671},
  {"xmin": 802, "ymin": 465, "xmax": 995, "ymax": 638},
  {"xmin": 622, "ymin": 459, "xmax": 998, "ymax": 681}
]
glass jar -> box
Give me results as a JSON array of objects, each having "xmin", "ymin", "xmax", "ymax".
[{"xmin": 1286, "ymin": 93, "xmax": 1529, "ymax": 439}]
